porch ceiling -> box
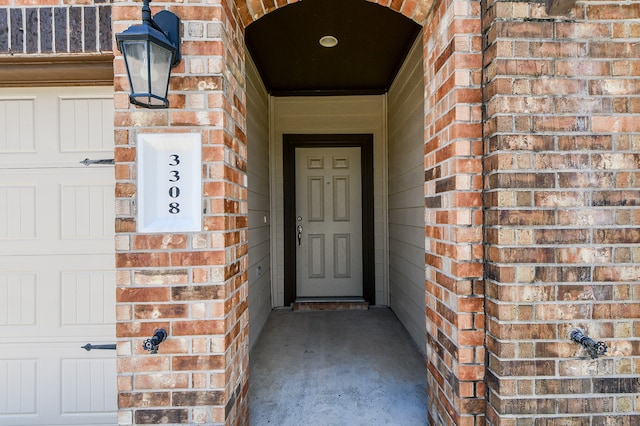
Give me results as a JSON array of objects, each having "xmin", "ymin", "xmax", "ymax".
[{"xmin": 244, "ymin": 0, "xmax": 421, "ymax": 96}]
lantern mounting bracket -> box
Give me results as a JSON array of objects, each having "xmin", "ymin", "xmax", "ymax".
[{"xmin": 151, "ymin": 10, "xmax": 181, "ymax": 67}]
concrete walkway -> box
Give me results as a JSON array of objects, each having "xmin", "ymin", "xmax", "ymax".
[{"xmin": 249, "ymin": 308, "xmax": 428, "ymax": 425}]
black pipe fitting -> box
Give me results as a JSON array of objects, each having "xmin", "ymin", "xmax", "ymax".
[
  {"xmin": 143, "ymin": 329, "xmax": 167, "ymax": 354},
  {"xmin": 570, "ymin": 329, "xmax": 607, "ymax": 359}
]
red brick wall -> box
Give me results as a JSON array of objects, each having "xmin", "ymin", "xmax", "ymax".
[
  {"xmin": 113, "ymin": 0, "xmax": 249, "ymax": 423},
  {"xmin": 235, "ymin": 0, "xmax": 435, "ymax": 27},
  {"xmin": 483, "ymin": 0, "xmax": 640, "ymax": 424},
  {"xmin": 422, "ymin": 0, "xmax": 485, "ymax": 424}
]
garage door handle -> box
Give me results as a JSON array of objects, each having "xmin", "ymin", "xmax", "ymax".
[
  {"xmin": 79, "ymin": 158, "xmax": 115, "ymax": 166},
  {"xmin": 81, "ymin": 343, "xmax": 117, "ymax": 351}
]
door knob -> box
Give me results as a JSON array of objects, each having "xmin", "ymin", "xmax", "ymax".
[{"xmin": 297, "ymin": 225, "xmax": 303, "ymax": 247}]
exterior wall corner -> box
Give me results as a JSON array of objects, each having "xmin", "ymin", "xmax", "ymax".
[
  {"xmin": 113, "ymin": 0, "xmax": 249, "ymax": 423},
  {"xmin": 423, "ymin": 0, "xmax": 486, "ymax": 424}
]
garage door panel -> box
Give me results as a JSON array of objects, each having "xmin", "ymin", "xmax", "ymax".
[
  {"xmin": 61, "ymin": 183, "xmax": 113, "ymax": 240},
  {"xmin": 0, "ymin": 272, "xmax": 37, "ymax": 327},
  {"xmin": 59, "ymin": 96, "xmax": 113, "ymax": 153},
  {"xmin": 0, "ymin": 256, "xmax": 115, "ymax": 340},
  {"xmin": 0, "ymin": 358, "xmax": 38, "ymax": 415},
  {"xmin": 61, "ymin": 357, "xmax": 117, "ymax": 414},
  {"xmin": 0, "ymin": 97, "xmax": 36, "ymax": 154},
  {"xmin": 0, "ymin": 88, "xmax": 113, "ymax": 168},
  {"xmin": 61, "ymin": 270, "xmax": 116, "ymax": 327},
  {"xmin": 0, "ymin": 344, "xmax": 116, "ymax": 425},
  {"xmin": 0, "ymin": 168, "xmax": 114, "ymax": 256},
  {"xmin": 0, "ymin": 185, "xmax": 37, "ymax": 240}
]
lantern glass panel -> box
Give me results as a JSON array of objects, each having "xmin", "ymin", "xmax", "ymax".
[
  {"xmin": 121, "ymin": 41, "xmax": 147, "ymax": 93},
  {"xmin": 121, "ymin": 40, "xmax": 174, "ymax": 107},
  {"xmin": 149, "ymin": 42, "xmax": 173, "ymax": 101}
]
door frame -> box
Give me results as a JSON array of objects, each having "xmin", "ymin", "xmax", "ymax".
[{"xmin": 283, "ymin": 134, "xmax": 375, "ymax": 306}]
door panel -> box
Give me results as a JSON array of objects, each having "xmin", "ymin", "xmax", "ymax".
[{"xmin": 295, "ymin": 147, "xmax": 362, "ymax": 297}]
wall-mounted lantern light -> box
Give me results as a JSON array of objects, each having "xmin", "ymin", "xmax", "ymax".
[{"xmin": 116, "ymin": 0, "xmax": 181, "ymax": 109}]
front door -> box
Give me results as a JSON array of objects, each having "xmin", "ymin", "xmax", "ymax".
[
  {"xmin": 295, "ymin": 147, "xmax": 362, "ymax": 297},
  {"xmin": 283, "ymin": 134, "xmax": 374, "ymax": 305}
]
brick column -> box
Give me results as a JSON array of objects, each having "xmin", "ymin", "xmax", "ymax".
[
  {"xmin": 113, "ymin": 0, "xmax": 248, "ymax": 424},
  {"xmin": 483, "ymin": 0, "xmax": 640, "ymax": 424},
  {"xmin": 423, "ymin": 0, "xmax": 485, "ymax": 424}
]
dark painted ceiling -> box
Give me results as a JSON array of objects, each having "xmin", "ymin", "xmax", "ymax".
[{"xmin": 245, "ymin": 0, "xmax": 421, "ymax": 96}]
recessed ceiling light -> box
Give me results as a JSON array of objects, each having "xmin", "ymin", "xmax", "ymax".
[{"xmin": 319, "ymin": 35, "xmax": 338, "ymax": 48}]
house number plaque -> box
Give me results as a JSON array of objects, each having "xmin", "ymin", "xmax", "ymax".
[{"xmin": 137, "ymin": 133, "xmax": 202, "ymax": 233}]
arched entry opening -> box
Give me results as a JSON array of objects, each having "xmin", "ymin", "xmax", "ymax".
[
  {"xmin": 241, "ymin": 0, "xmax": 425, "ymax": 343},
  {"xmin": 238, "ymin": 0, "xmax": 485, "ymax": 424},
  {"xmin": 241, "ymin": 0, "xmax": 430, "ymax": 422}
]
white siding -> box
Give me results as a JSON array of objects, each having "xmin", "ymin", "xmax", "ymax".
[
  {"xmin": 387, "ymin": 37, "xmax": 426, "ymax": 355},
  {"xmin": 271, "ymin": 96, "xmax": 388, "ymax": 306},
  {"xmin": 246, "ymin": 53, "xmax": 272, "ymax": 350}
]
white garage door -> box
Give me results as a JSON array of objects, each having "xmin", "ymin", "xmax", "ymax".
[{"xmin": 0, "ymin": 87, "xmax": 117, "ymax": 425}]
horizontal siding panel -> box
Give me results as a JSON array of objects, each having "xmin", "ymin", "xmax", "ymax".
[
  {"xmin": 388, "ymin": 192, "xmax": 424, "ymax": 211},
  {"xmin": 388, "ymin": 290, "xmax": 425, "ymax": 355},
  {"xmin": 387, "ymin": 36, "xmax": 425, "ymax": 353},
  {"xmin": 276, "ymin": 97, "xmax": 382, "ymax": 116},
  {"xmin": 246, "ymin": 51, "xmax": 272, "ymax": 351},
  {"xmin": 389, "ymin": 224, "xmax": 425, "ymax": 256},
  {"xmin": 276, "ymin": 116, "xmax": 381, "ymax": 131},
  {"xmin": 388, "ymin": 207, "xmax": 424, "ymax": 226}
]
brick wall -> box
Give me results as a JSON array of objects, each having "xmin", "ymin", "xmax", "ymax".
[
  {"xmin": 8, "ymin": 0, "xmax": 636, "ymax": 423},
  {"xmin": 422, "ymin": 0, "xmax": 485, "ymax": 424},
  {"xmin": 0, "ymin": 2, "xmax": 111, "ymax": 54},
  {"xmin": 113, "ymin": 0, "xmax": 249, "ymax": 423},
  {"xmin": 483, "ymin": 0, "xmax": 640, "ymax": 424},
  {"xmin": 235, "ymin": 0, "xmax": 434, "ymax": 27}
]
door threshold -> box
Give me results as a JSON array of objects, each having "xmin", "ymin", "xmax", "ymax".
[{"xmin": 293, "ymin": 297, "xmax": 369, "ymax": 311}]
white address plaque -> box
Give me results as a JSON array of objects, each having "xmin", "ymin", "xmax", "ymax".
[{"xmin": 137, "ymin": 133, "xmax": 202, "ymax": 233}]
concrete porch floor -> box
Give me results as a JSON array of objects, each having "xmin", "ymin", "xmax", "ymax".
[{"xmin": 249, "ymin": 308, "xmax": 428, "ymax": 425}]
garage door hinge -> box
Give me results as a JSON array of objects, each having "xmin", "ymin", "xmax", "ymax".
[
  {"xmin": 81, "ymin": 343, "xmax": 117, "ymax": 351},
  {"xmin": 79, "ymin": 158, "xmax": 115, "ymax": 166}
]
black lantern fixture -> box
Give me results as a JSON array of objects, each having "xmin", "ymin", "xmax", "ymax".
[{"xmin": 116, "ymin": 0, "xmax": 181, "ymax": 108}]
